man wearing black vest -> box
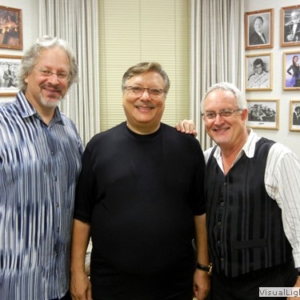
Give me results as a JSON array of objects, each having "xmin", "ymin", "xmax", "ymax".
[{"xmin": 176, "ymin": 82, "xmax": 300, "ymax": 299}]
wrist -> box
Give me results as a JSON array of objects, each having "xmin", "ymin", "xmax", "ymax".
[{"xmin": 196, "ymin": 262, "xmax": 212, "ymax": 276}]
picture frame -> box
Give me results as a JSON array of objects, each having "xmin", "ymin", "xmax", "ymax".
[
  {"xmin": 290, "ymin": 100, "xmax": 300, "ymax": 131},
  {"xmin": 0, "ymin": 5, "xmax": 23, "ymax": 50},
  {"xmin": 246, "ymin": 53, "xmax": 272, "ymax": 91},
  {"xmin": 247, "ymin": 99, "xmax": 279, "ymax": 130},
  {"xmin": 280, "ymin": 5, "xmax": 300, "ymax": 47},
  {"xmin": 0, "ymin": 54, "xmax": 22, "ymax": 96},
  {"xmin": 283, "ymin": 51, "xmax": 300, "ymax": 90},
  {"xmin": 245, "ymin": 8, "xmax": 273, "ymax": 50}
]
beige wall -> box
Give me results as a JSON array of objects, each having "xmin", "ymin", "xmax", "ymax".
[{"xmin": 1, "ymin": 0, "xmax": 299, "ymax": 156}]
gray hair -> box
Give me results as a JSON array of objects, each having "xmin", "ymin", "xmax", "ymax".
[
  {"xmin": 121, "ymin": 62, "xmax": 170, "ymax": 94},
  {"xmin": 18, "ymin": 36, "xmax": 78, "ymax": 92},
  {"xmin": 201, "ymin": 82, "xmax": 247, "ymax": 112}
]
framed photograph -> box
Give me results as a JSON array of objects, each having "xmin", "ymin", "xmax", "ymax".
[
  {"xmin": 0, "ymin": 54, "xmax": 22, "ymax": 96},
  {"xmin": 247, "ymin": 99, "xmax": 279, "ymax": 130},
  {"xmin": 246, "ymin": 53, "xmax": 272, "ymax": 91},
  {"xmin": 283, "ymin": 51, "xmax": 300, "ymax": 90},
  {"xmin": 0, "ymin": 6, "xmax": 22, "ymax": 50},
  {"xmin": 290, "ymin": 100, "xmax": 300, "ymax": 131},
  {"xmin": 245, "ymin": 9, "xmax": 273, "ymax": 50},
  {"xmin": 280, "ymin": 5, "xmax": 300, "ymax": 47}
]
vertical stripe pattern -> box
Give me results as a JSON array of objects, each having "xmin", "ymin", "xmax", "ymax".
[{"xmin": 0, "ymin": 92, "xmax": 83, "ymax": 300}]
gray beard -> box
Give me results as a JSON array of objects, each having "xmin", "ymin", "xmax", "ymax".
[{"xmin": 40, "ymin": 93, "xmax": 63, "ymax": 108}]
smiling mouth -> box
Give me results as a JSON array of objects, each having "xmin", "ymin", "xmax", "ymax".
[
  {"xmin": 135, "ymin": 105, "xmax": 154, "ymax": 110},
  {"xmin": 213, "ymin": 127, "xmax": 229, "ymax": 132}
]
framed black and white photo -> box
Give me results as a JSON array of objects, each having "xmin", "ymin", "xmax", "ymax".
[
  {"xmin": 0, "ymin": 54, "xmax": 21, "ymax": 96},
  {"xmin": 247, "ymin": 99, "xmax": 279, "ymax": 130},
  {"xmin": 283, "ymin": 51, "xmax": 300, "ymax": 90},
  {"xmin": 281, "ymin": 5, "xmax": 300, "ymax": 47},
  {"xmin": 290, "ymin": 100, "xmax": 300, "ymax": 131},
  {"xmin": 246, "ymin": 53, "xmax": 272, "ymax": 91},
  {"xmin": 0, "ymin": 6, "xmax": 23, "ymax": 50},
  {"xmin": 245, "ymin": 9, "xmax": 273, "ymax": 50}
]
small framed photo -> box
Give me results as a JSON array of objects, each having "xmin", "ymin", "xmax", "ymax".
[
  {"xmin": 280, "ymin": 5, "xmax": 300, "ymax": 47},
  {"xmin": 283, "ymin": 51, "xmax": 300, "ymax": 90},
  {"xmin": 0, "ymin": 6, "xmax": 22, "ymax": 50},
  {"xmin": 247, "ymin": 99, "xmax": 279, "ymax": 130},
  {"xmin": 246, "ymin": 53, "xmax": 272, "ymax": 91},
  {"xmin": 245, "ymin": 9, "xmax": 273, "ymax": 50},
  {"xmin": 290, "ymin": 100, "xmax": 300, "ymax": 131},
  {"xmin": 0, "ymin": 54, "xmax": 22, "ymax": 96}
]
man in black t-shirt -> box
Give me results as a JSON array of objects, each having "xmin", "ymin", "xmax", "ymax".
[{"xmin": 70, "ymin": 62, "xmax": 210, "ymax": 300}]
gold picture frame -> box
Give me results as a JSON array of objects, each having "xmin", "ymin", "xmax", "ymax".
[
  {"xmin": 0, "ymin": 54, "xmax": 22, "ymax": 96},
  {"xmin": 246, "ymin": 53, "xmax": 272, "ymax": 91},
  {"xmin": 290, "ymin": 100, "xmax": 300, "ymax": 131},
  {"xmin": 245, "ymin": 8, "xmax": 273, "ymax": 50},
  {"xmin": 0, "ymin": 5, "xmax": 23, "ymax": 50},
  {"xmin": 247, "ymin": 99, "xmax": 279, "ymax": 130},
  {"xmin": 280, "ymin": 5, "xmax": 300, "ymax": 47},
  {"xmin": 283, "ymin": 51, "xmax": 300, "ymax": 91}
]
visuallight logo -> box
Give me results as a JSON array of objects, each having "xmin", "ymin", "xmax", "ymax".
[{"xmin": 259, "ymin": 287, "xmax": 300, "ymax": 297}]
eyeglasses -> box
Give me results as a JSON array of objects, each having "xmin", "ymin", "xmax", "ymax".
[
  {"xmin": 34, "ymin": 67, "xmax": 70, "ymax": 81},
  {"xmin": 123, "ymin": 86, "xmax": 165, "ymax": 97},
  {"xmin": 202, "ymin": 109, "xmax": 242, "ymax": 120}
]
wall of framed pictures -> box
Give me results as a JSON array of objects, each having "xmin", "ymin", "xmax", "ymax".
[
  {"xmin": 245, "ymin": 0, "xmax": 300, "ymax": 157},
  {"xmin": 0, "ymin": 0, "xmax": 38, "ymax": 101}
]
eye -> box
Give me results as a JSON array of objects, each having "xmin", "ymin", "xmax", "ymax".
[
  {"xmin": 149, "ymin": 88, "xmax": 163, "ymax": 96},
  {"xmin": 41, "ymin": 70, "xmax": 52, "ymax": 76},
  {"xmin": 132, "ymin": 87, "xmax": 143, "ymax": 93},
  {"xmin": 205, "ymin": 112, "xmax": 216, "ymax": 118},
  {"xmin": 57, "ymin": 73, "xmax": 68, "ymax": 79},
  {"xmin": 221, "ymin": 110, "xmax": 233, "ymax": 117}
]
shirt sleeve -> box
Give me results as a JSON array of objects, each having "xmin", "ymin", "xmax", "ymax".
[
  {"xmin": 265, "ymin": 143, "xmax": 300, "ymax": 268},
  {"xmin": 74, "ymin": 146, "xmax": 95, "ymax": 223}
]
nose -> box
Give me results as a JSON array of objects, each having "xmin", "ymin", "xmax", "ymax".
[
  {"xmin": 140, "ymin": 89, "xmax": 151, "ymax": 99},
  {"xmin": 214, "ymin": 113, "xmax": 225, "ymax": 124},
  {"xmin": 47, "ymin": 73, "xmax": 60, "ymax": 84}
]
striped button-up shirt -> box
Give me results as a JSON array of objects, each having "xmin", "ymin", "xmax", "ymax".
[{"xmin": 0, "ymin": 91, "xmax": 84, "ymax": 299}]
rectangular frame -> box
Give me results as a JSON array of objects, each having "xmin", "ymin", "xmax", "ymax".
[
  {"xmin": 290, "ymin": 100, "xmax": 300, "ymax": 131},
  {"xmin": 247, "ymin": 99, "xmax": 279, "ymax": 130},
  {"xmin": 0, "ymin": 54, "xmax": 22, "ymax": 96},
  {"xmin": 245, "ymin": 9, "xmax": 273, "ymax": 50},
  {"xmin": 283, "ymin": 51, "xmax": 300, "ymax": 90},
  {"xmin": 0, "ymin": 6, "xmax": 23, "ymax": 50},
  {"xmin": 246, "ymin": 52, "xmax": 272, "ymax": 91},
  {"xmin": 280, "ymin": 5, "xmax": 300, "ymax": 47}
]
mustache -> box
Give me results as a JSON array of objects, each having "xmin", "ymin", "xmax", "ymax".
[{"xmin": 40, "ymin": 83, "xmax": 62, "ymax": 92}]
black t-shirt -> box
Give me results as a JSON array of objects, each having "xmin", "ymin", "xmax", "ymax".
[{"xmin": 74, "ymin": 122, "xmax": 206, "ymax": 275}]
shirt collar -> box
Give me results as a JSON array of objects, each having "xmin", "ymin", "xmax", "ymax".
[
  {"xmin": 16, "ymin": 91, "xmax": 65, "ymax": 125},
  {"xmin": 213, "ymin": 128, "xmax": 261, "ymax": 162}
]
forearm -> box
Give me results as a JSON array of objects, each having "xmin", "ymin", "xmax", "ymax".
[
  {"xmin": 70, "ymin": 219, "xmax": 91, "ymax": 274},
  {"xmin": 194, "ymin": 214, "xmax": 210, "ymax": 266}
]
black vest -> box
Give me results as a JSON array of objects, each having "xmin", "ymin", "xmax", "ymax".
[{"xmin": 206, "ymin": 138, "xmax": 292, "ymax": 278}]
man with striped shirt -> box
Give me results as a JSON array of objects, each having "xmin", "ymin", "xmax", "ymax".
[{"xmin": 0, "ymin": 36, "xmax": 84, "ymax": 300}]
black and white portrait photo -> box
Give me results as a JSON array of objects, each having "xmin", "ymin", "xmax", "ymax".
[
  {"xmin": 290, "ymin": 101, "xmax": 300, "ymax": 131},
  {"xmin": 245, "ymin": 9, "xmax": 273, "ymax": 50},
  {"xmin": 0, "ymin": 55, "xmax": 21, "ymax": 96},
  {"xmin": 246, "ymin": 53, "xmax": 272, "ymax": 90}
]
